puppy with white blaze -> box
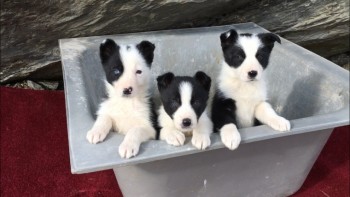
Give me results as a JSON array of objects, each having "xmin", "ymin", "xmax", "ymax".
[
  {"xmin": 157, "ymin": 71, "xmax": 213, "ymax": 150},
  {"xmin": 212, "ymin": 29, "xmax": 291, "ymax": 150},
  {"xmin": 86, "ymin": 38, "xmax": 157, "ymax": 159}
]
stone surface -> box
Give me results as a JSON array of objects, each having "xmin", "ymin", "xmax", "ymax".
[
  {"xmin": 1, "ymin": 0, "xmax": 349, "ymax": 84},
  {"xmin": 329, "ymin": 52, "xmax": 350, "ymax": 70},
  {"xmin": 0, "ymin": 0, "xmax": 249, "ymax": 84},
  {"xmin": 210, "ymin": 0, "xmax": 349, "ymax": 57},
  {"xmin": 5, "ymin": 80, "xmax": 60, "ymax": 90}
]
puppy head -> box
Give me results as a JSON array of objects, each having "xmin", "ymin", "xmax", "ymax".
[
  {"xmin": 100, "ymin": 39, "xmax": 155, "ymax": 97},
  {"xmin": 220, "ymin": 29, "xmax": 281, "ymax": 82},
  {"xmin": 157, "ymin": 71, "xmax": 211, "ymax": 132}
]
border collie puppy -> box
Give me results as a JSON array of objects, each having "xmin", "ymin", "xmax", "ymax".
[
  {"xmin": 212, "ymin": 29, "xmax": 291, "ymax": 150},
  {"xmin": 86, "ymin": 39, "xmax": 157, "ymax": 159},
  {"xmin": 157, "ymin": 71, "xmax": 213, "ymax": 150}
]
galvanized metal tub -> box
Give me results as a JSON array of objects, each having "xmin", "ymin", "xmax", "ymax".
[{"xmin": 59, "ymin": 23, "xmax": 349, "ymax": 197}]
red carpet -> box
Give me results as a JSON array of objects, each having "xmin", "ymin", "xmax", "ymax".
[{"xmin": 0, "ymin": 87, "xmax": 349, "ymax": 196}]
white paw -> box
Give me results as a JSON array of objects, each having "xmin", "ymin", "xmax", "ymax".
[
  {"xmin": 268, "ymin": 116, "xmax": 291, "ymax": 132},
  {"xmin": 118, "ymin": 139, "xmax": 140, "ymax": 159},
  {"xmin": 220, "ymin": 124, "xmax": 241, "ymax": 150},
  {"xmin": 86, "ymin": 129, "xmax": 108, "ymax": 144},
  {"xmin": 192, "ymin": 133, "xmax": 211, "ymax": 150},
  {"xmin": 161, "ymin": 129, "xmax": 185, "ymax": 146}
]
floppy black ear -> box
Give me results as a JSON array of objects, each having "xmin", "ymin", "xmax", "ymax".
[
  {"xmin": 194, "ymin": 71, "xmax": 211, "ymax": 92},
  {"xmin": 258, "ymin": 33, "xmax": 281, "ymax": 45},
  {"xmin": 137, "ymin": 40, "xmax": 156, "ymax": 66},
  {"xmin": 220, "ymin": 29, "xmax": 238, "ymax": 49},
  {"xmin": 157, "ymin": 72, "xmax": 175, "ymax": 92},
  {"xmin": 100, "ymin": 39, "xmax": 118, "ymax": 64}
]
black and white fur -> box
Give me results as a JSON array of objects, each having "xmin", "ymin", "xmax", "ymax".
[
  {"xmin": 212, "ymin": 29, "xmax": 291, "ymax": 150},
  {"xmin": 157, "ymin": 72, "xmax": 213, "ymax": 150},
  {"xmin": 86, "ymin": 39, "xmax": 157, "ymax": 159}
]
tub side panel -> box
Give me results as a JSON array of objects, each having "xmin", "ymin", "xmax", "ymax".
[
  {"xmin": 114, "ymin": 129, "xmax": 333, "ymax": 197},
  {"xmin": 61, "ymin": 23, "xmax": 349, "ymax": 172}
]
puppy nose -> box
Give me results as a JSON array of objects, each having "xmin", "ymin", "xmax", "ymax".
[
  {"xmin": 182, "ymin": 118, "xmax": 192, "ymax": 127},
  {"xmin": 248, "ymin": 70, "xmax": 258, "ymax": 78},
  {"xmin": 123, "ymin": 87, "xmax": 133, "ymax": 95}
]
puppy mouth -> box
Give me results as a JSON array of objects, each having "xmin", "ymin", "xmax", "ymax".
[
  {"xmin": 122, "ymin": 94, "xmax": 131, "ymax": 97},
  {"xmin": 179, "ymin": 125, "xmax": 195, "ymax": 132},
  {"xmin": 245, "ymin": 77, "xmax": 258, "ymax": 82},
  {"xmin": 122, "ymin": 93, "xmax": 134, "ymax": 98},
  {"xmin": 174, "ymin": 124, "xmax": 193, "ymax": 132}
]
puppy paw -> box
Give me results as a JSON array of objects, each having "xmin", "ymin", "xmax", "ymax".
[
  {"xmin": 268, "ymin": 116, "xmax": 291, "ymax": 132},
  {"xmin": 220, "ymin": 124, "xmax": 241, "ymax": 150},
  {"xmin": 192, "ymin": 133, "xmax": 211, "ymax": 150},
  {"xmin": 86, "ymin": 129, "xmax": 108, "ymax": 144},
  {"xmin": 161, "ymin": 129, "xmax": 185, "ymax": 147},
  {"xmin": 118, "ymin": 139, "xmax": 140, "ymax": 159}
]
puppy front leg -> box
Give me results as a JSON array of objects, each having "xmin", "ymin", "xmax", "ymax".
[
  {"xmin": 86, "ymin": 115, "xmax": 112, "ymax": 144},
  {"xmin": 119, "ymin": 126, "xmax": 156, "ymax": 159},
  {"xmin": 255, "ymin": 102, "xmax": 291, "ymax": 132},
  {"xmin": 192, "ymin": 111, "xmax": 212, "ymax": 150},
  {"xmin": 160, "ymin": 127, "xmax": 186, "ymax": 147},
  {"xmin": 158, "ymin": 107, "xmax": 185, "ymax": 146},
  {"xmin": 212, "ymin": 97, "xmax": 241, "ymax": 150},
  {"xmin": 219, "ymin": 124, "xmax": 241, "ymax": 150}
]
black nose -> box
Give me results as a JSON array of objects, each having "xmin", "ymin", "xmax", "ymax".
[
  {"xmin": 182, "ymin": 118, "xmax": 192, "ymax": 127},
  {"xmin": 248, "ymin": 70, "xmax": 258, "ymax": 78},
  {"xmin": 123, "ymin": 87, "xmax": 133, "ymax": 95}
]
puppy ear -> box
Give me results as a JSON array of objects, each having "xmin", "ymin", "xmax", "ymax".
[
  {"xmin": 137, "ymin": 40, "xmax": 156, "ymax": 66},
  {"xmin": 194, "ymin": 71, "xmax": 211, "ymax": 92},
  {"xmin": 258, "ymin": 33, "xmax": 281, "ymax": 45},
  {"xmin": 220, "ymin": 29, "xmax": 238, "ymax": 49},
  {"xmin": 100, "ymin": 39, "xmax": 118, "ymax": 64},
  {"xmin": 157, "ymin": 72, "xmax": 174, "ymax": 92}
]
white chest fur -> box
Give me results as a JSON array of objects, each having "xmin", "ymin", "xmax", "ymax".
[
  {"xmin": 218, "ymin": 71, "xmax": 267, "ymax": 128},
  {"xmin": 98, "ymin": 96, "xmax": 151, "ymax": 135}
]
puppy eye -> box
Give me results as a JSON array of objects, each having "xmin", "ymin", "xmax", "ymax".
[
  {"xmin": 256, "ymin": 53, "xmax": 264, "ymax": 59},
  {"xmin": 173, "ymin": 98, "xmax": 180, "ymax": 103},
  {"xmin": 170, "ymin": 99, "xmax": 180, "ymax": 108},
  {"xmin": 235, "ymin": 54, "xmax": 244, "ymax": 60},
  {"xmin": 172, "ymin": 97, "xmax": 181, "ymax": 105},
  {"xmin": 113, "ymin": 68, "xmax": 120, "ymax": 75},
  {"xmin": 192, "ymin": 100, "xmax": 200, "ymax": 106},
  {"xmin": 136, "ymin": 70, "xmax": 142, "ymax": 74}
]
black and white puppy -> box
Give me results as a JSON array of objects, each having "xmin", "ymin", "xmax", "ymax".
[
  {"xmin": 86, "ymin": 39, "xmax": 157, "ymax": 159},
  {"xmin": 212, "ymin": 29, "xmax": 291, "ymax": 150},
  {"xmin": 157, "ymin": 71, "xmax": 213, "ymax": 150}
]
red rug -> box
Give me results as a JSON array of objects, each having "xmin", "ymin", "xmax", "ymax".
[{"xmin": 1, "ymin": 87, "xmax": 349, "ymax": 196}]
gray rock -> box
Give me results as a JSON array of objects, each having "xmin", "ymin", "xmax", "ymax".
[
  {"xmin": 6, "ymin": 80, "xmax": 60, "ymax": 90},
  {"xmin": 211, "ymin": 0, "xmax": 349, "ymax": 57},
  {"xmin": 27, "ymin": 80, "xmax": 45, "ymax": 90},
  {"xmin": 329, "ymin": 52, "xmax": 350, "ymax": 70},
  {"xmin": 0, "ymin": 0, "xmax": 249, "ymax": 84},
  {"xmin": 1, "ymin": 0, "xmax": 348, "ymax": 84}
]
